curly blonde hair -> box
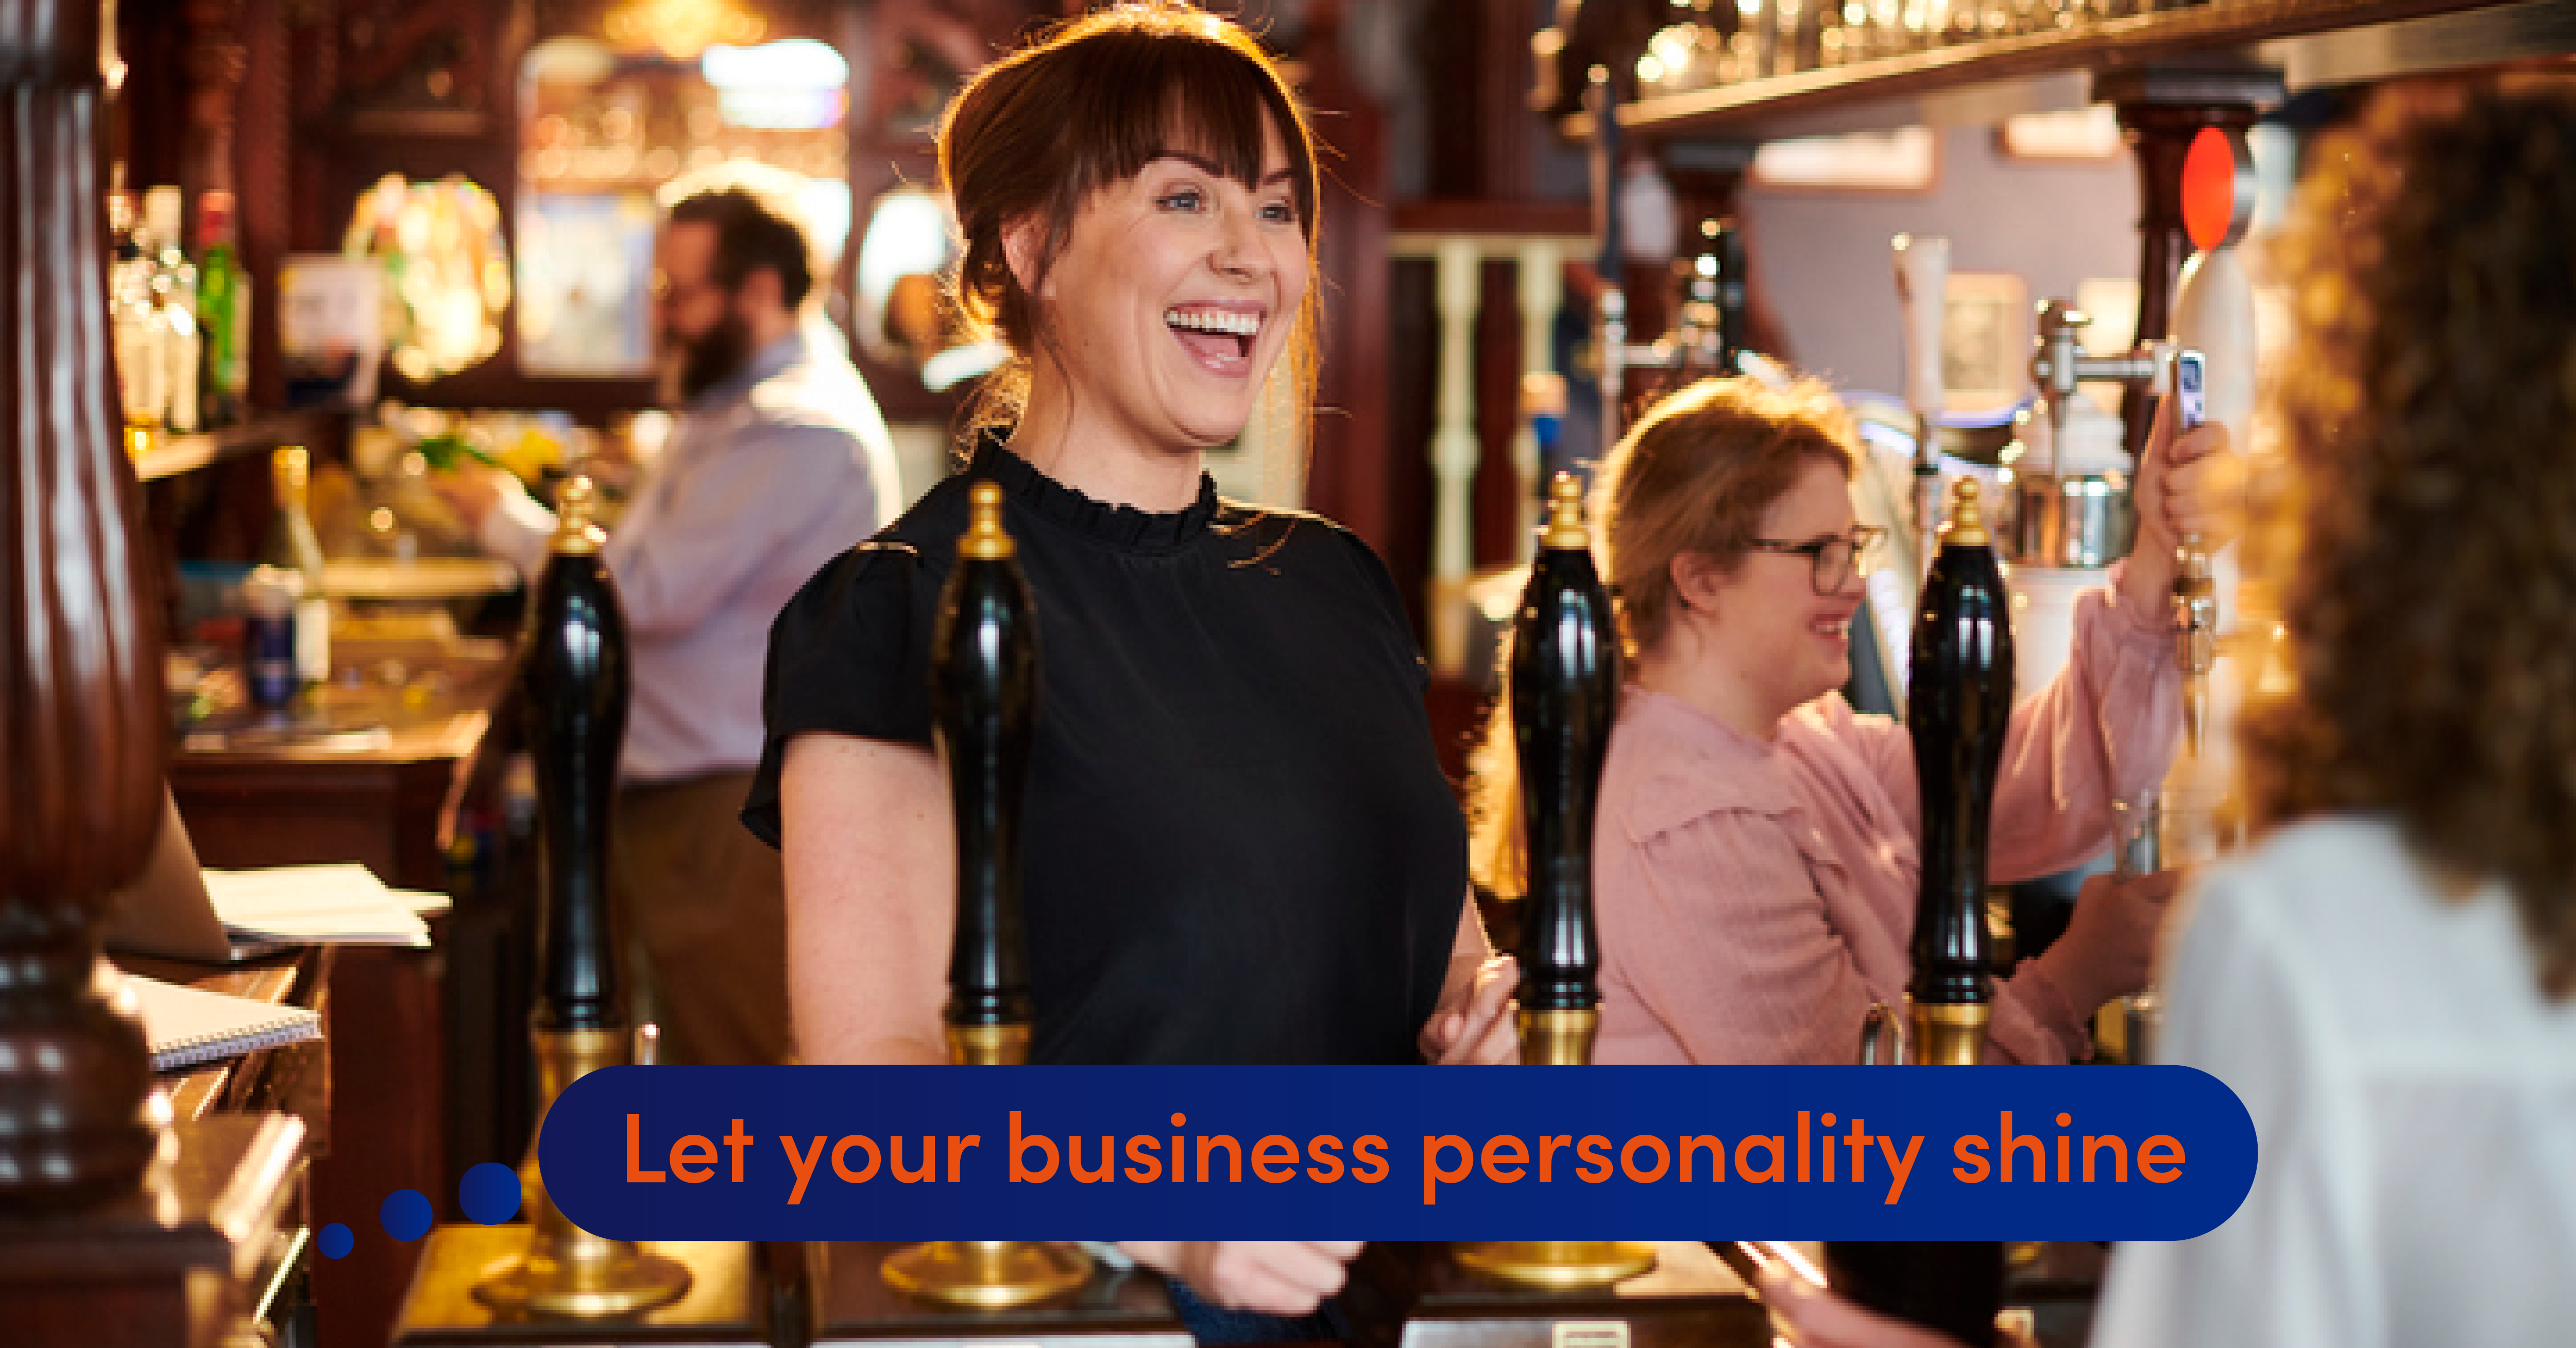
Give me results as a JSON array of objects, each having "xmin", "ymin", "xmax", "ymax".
[{"xmin": 2239, "ymin": 72, "xmax": 2576, "ymax": 998}]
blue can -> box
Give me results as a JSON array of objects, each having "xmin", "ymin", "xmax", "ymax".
[{"xmin": 242, "ymin": 568, "xmax": 299, "ymax": 710}]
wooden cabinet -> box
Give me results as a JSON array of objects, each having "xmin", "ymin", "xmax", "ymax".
[
  {"xmin": 169, "ymin": 711, "xmax": 489, "ymax": 1348},
  {"xmin": 0, "ymin": 1115, "xmax": 309, "ymax": 1348}
]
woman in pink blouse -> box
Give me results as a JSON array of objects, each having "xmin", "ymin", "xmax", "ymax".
[{"xmin": 1481, "ymin": 376, "xmax": 2235, "ymax": 1066}]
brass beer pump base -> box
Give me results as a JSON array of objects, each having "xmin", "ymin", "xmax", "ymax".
[
  {"xmin": 472, "ymin": 1244, "xmax": 696, "ymax": 1319},
  {"xmin": 1909, "ymin": 1002, "xmax": 1991, "ymax": 1067},
  {"xmin": 1517, "ymin": 1007, "xmax": 1598, "ymax": 1066},
  {"xmin": 880, "ymin": 1240, "xmax": 1093, "ymax": 1309},
  {"xmin": 1453, "ymin": 1240, "xmax": 1659, "ymax": 1289},
  {"xmin": 1464, "ymin": 1009, "xmax": 1659, "ymax": 1288},
  {"xmin": 945, "ymin": 1023, "xmax": 1030, "ymax": 1067},
  {"xmin": 472, "ymin": 1028, "xmax": 695, "ymax": 1319},
  {"xmin": 880, "ymin": 1025, "xmax": 1087, "ymax": 1308}
]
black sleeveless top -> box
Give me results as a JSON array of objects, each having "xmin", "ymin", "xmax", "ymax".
[{"xmin": 744, "ymin": 440, "xmax": 1468, "ymax": 1065}]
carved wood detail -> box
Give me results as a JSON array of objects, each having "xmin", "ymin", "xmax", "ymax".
[{"xmin": 0, "ymin": 0, "xmax": 169, "ymax": 1209}]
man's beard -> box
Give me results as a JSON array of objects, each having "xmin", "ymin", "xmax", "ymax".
[{"xmin": 664, "ymin": 309, "xmax": 755, "ymax": 404}]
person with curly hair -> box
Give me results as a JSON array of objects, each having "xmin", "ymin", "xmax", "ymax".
[
  {"xmin": 1762, "ymin": 72, "xmax": 2576, "ymax": 1348},
  {"xmin": 1471, "ymin": 373, "xmax": 2236, "ymax": 1068}
]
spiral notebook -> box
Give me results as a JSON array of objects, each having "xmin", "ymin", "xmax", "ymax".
[{"xmin": 125, "ymin": 972, "xmax": 322, "ymax": 1072}]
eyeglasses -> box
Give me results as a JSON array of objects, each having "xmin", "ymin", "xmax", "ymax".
[{"xmin": 1745, "ymin": 525, "xmax": 1887, "ymax": 595}]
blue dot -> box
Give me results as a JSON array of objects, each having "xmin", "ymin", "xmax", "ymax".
[
  {"xmin": 317, "ymin": 1223, "xmax": 353, "ymax": 1259},
  {"xmin": 459, "ymin": 1162, "xmax": 523, "ymax": 1224},
  {"xmin": 381, "ymin": 1188, "xmax": 433, "ymax": 1242}
]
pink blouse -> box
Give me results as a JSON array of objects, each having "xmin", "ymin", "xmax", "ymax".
[{"xmin": 1591, "ymin": 574, "xmax": 2180, "ymax": 1066}]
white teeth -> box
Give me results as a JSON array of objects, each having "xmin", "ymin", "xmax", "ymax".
[
  {"xmin": 1814, "ymin": 620, "xmax": 1851, "ymax": 637},
  {"xmin": 1165, "ymin": 308, "xmax": 1261, "ymax": 337}
]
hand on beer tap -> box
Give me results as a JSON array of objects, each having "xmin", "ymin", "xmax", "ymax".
[
  {"xmin": 1421, "ymin": 953, "xmax": 1521, "ymax": 1064},
  {"xmin": 1757, "ymin": 1265, "xmax": 2035, "ymax": 1348},
  {"xmin": 1114, "ymin": 1240, "xmax": 1364, "ymax": 1317},
  {"xmin": 2035, "ymin": 869, "xmax": 2187, "ymax": 1021},
  {"xmin": 2119, "ymin": 393, "xmax": 2246, "ymax": 615}
]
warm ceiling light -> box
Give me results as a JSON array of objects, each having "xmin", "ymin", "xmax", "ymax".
[{"xmin": 602, "ymin": 0, "xmax": 766, "ymax": 61}]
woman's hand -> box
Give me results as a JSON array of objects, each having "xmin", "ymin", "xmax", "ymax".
[
  {"xmin": 2038, "ymin": 869, "xmax": 2185, "ymax": 1016},
  {"xmin": 1758, "ymin": 1266, "xmax": 2025, "ymax": 1348},
  {"xmin": 1116, "ymin": 1240, "xmax": 1363, "ymax": 1316},
  {"xmin": 2122, "ymin": 393, "xmax": 2245, "ymax": 607},
  {"xmin": 1421, "ymin": 954, "xmax": 1519, "ymax": 1064}
]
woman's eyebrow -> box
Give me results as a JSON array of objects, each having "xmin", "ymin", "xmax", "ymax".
[{"xmin": 1155, "ymin": 152, "xmax": 1295, "ymax": 187}]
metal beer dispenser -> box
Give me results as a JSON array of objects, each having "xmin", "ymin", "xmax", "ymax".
[
  {"xmin": 1905, "ymin": 477, "xmax": 2012, "ymax": 1066},
  {"xmin": 1454, "ymin": 473, "xmax": 1657, "ymax": 1290},
  {"xmin": 1350, "ymin": 475, "xmax": 1758, "ymax": 1347},
  {"xmin": 877, "ymin": 482, "xmax": 1093, "ymax": 1307},
  {"xmin": 473, "ymin": 476, "xmax": 694, "ymax": 1317},
  {"xmin": 1827, "ymin": 477, "xmax": 2012, "ymax": 1346}
]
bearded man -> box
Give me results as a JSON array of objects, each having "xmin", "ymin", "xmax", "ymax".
[{"xmin": 446, "ymin": 183, "xmax": 900, "ymax": 1066}]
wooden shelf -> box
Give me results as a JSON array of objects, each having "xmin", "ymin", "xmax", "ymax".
[
  {"xmin": 134, "ymin": 410, "xmax": 340, "ymax": 483},
  {"xmin": 1598, "ymin": 0, "xmax": 2572, "ymax": 142}
]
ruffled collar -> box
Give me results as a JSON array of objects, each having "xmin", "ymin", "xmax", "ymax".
[{"xmin": 968, "ymin": 433, "xmax": 1221, "ymax": 553}]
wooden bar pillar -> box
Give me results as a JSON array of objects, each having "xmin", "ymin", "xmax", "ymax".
[{"xmin": 0, "ymin": 0, "xmax": 170, "ymax": 1209}]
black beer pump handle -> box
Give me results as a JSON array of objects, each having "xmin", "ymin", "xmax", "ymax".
[
  {"xmin": 1510, "ymin": 472, "xmax": 1623, "ymax": 1065},
  {"xmin": 525, "ymin": 476, "xmax": 628, "ymax": 1033},
  {"xmin": 1905, "ymin": 476, "xmax": 2014, "ymax": 1065},
  {"xmin": 932, "ymin": 482, "xmax": 1040, "ymax": 1066}
]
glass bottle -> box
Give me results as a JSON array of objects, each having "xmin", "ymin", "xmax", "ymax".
[
  {"xmin": 141, "ymin": 185, "xmax": 200, "ymax": 434},
  {"xmin": 269, "ymin": 446, "xmax": 331, "ymax": 691},
  {"xmin": 196, "ymin": 190, "xmax": 249, "ymax": 429},
  {"xmin": 107, "ymin": 182, "xmax": 164, "ymax": 444}
]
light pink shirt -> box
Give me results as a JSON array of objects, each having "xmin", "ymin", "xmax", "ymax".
[{"xmin": 1593, "ymin": 572, "xmax": 2179, "ymax": 1065}]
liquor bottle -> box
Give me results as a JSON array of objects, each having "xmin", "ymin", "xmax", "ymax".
[
  {"xmin": 269, "ymin": 447, "xmax": 331, "ymax": 690},
  {"xmin": 1827, "ymin": 477, "xmax": 2013, "ymax": 1346},
  {"xmin": 141, "ymin": 186, "xmax": 200, "ymax": 434},
  {"xmin": 196, "ymin": 190, "xmax": 250, "ymax": 429},
  {"xmin": 107, "ymin": 182, "xmax": 165, "ymax": 440}
]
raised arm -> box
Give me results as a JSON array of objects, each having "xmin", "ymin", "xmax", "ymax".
[{"xmin": 778, "ymin": 731, "xmax": 951, "ymax": 1064}]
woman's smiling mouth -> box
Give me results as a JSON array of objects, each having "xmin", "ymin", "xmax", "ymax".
[{"xmin": 1166, "ymin": 305, "xmax": 1261, "ymax": 368}]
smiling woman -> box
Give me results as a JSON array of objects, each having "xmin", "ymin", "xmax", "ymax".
[
  {"xmin": 737, "ymin": 2, "xmax": 1516, "ymax": 1333},
  {"xmin": 935, "ymin": 1, "xmax": 1321, "ymax": 498}
]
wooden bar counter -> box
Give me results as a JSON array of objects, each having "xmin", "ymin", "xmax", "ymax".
[{"xmin": 167, "ymin": 695, "xmax": 505, "ymax": 1348}]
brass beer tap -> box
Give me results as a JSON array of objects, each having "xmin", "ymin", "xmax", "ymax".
[
  {"xmin": 878, "ymin": 483, "xmax": 1092, "ymax": 1308},
  {"xmin": 1454, "ymin": 473, "xmax": 1656, "ymax": 1290},
  {"xmin": 474, "ymin": 476, "xmax": 693, "ymax": 1317}
]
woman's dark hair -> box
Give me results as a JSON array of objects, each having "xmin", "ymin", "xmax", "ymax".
[
  {"xmin": 935, "ymin": 1, "xmax": 1321, "ymax": 438},
  {"xmin": 2239, "ymin": 72, "xmax": 2576, "ymax": 998},
  {"xmin": 668, "ymin": 185, "xmax": 816, "ymax": 310}
]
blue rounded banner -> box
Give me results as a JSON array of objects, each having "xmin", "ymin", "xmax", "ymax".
[{"xmin": 538, "ymin": 1065, "xmax": 2255, "ymax": 1242}]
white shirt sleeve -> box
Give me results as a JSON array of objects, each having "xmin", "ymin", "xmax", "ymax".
[
  {"xmin": 479, "ymin": 481, "xmax": 561, "ymax": 580},
  {"xmin": 599, "ymin": 422, "xmax": 880, "ymax": 640},
  {"xmin": 2090, "ymin": 866, "xmax": 2384, "ymax": 1348}
]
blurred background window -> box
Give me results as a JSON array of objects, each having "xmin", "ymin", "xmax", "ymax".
[{"xmin": 513, "ymin": 26, "xmax": 852, "ymax": 379}]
